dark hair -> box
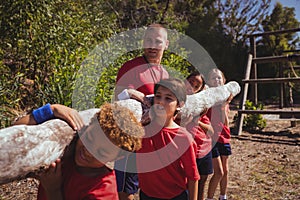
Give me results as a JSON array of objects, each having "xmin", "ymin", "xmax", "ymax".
[
  {"xmin": 154, "ymin": 78, "xmax": 187, "ymax": 104},
  {"xmin": 186, "ymin": 71, "xmax": 206, "ymax": 92}
]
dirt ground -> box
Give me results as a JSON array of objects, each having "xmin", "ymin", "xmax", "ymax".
[{"xmin": 0, "ymin": 110, "xmax": 299, "ymax": 200}]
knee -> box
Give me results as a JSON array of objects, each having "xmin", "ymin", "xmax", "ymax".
[
  {"xmin": 214, "ymin": 167, "xmax": 224, "ymax": 178},
  {"xmin": 222, "ymin": 167, "xmax": 229, "ymax": 176}
]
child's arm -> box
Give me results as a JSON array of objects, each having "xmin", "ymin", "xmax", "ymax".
[
  {"xmin": 221, "ymin": 94, "xmax": 233, "ymax": 127},
  {"xmin": 187, "ymin": 179, "xmax": 198, "ymax": 200},
  {"xmin": 221, "ymin": 103, "xmax": 230, "ymax": 127},
  {"xmin": 198, "ymin": 120, "xmax": 214, "ymax": 135},
  {"xmin": 14, "ymin": 104, "xmax": 84, "ymax": 130}
]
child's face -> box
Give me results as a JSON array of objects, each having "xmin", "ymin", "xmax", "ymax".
[
  {"xmin": 208, "ymin": 71, "xmax": 224, "ymax": 87},
  {"xmin": 186, "ymin": 75, "xmax": 204, "ymax": 94},
  {"xmin": 153, "ymin": 86, "xmax": 179, "ymax": 119},
  {"xmin": 75, "ymin": 118, "xmax": 121, "ymax": 168}
]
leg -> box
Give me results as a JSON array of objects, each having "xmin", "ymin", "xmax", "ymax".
[
  {"xmin": 197, "ymin": 152, "xmax": 213, "ymax": 200},
  {"xmin": 207, "ymin": 156, "xmax": 224, "ymax": 199},
  {"xmin": 219, "ymin": 155, "xmax": 229, "ymax": 197},
  {"xmin": 198, "ymin": 174, "xmax": 208, "ymax": 200}
]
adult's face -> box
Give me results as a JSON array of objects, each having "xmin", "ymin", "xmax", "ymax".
[{"xmin": 143, "ymin": 27, "xmax": 169, "ymax": 64}]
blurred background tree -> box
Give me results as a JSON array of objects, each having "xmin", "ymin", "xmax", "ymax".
[
  {"xmin": 256, "ymin": 2, "xmax": 300, "ymax": 103},
  {"xmin": 0, "ymin": 0, "xmax": 299, "ymax": 127}
]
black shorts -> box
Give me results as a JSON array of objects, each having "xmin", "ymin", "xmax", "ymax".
[
  {"xmin": 115, "ymin": 154, "xmax": 139, "ymax": 194},
  {"xmin": 212, "ymin": 142, "xmax": 232, "ymax": 158},
  {"xmin": 196, "ymin": 151, "xmax": 213, "ymax": 175}
]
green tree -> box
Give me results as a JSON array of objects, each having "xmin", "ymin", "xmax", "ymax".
[
  {"xmin": 260, "ymin": 2, "xmax": 300, "ymax": 55},
  {"xmin": 0, "ymin": 0, "xmax": 118, "ymax": 127},
  {"xmin": 183, "ymin": 0, "xmax": 271, "ymax": 82},
  {"xmin": 256, "ymin": 2, "xmax": 300, "ymax": 102}
]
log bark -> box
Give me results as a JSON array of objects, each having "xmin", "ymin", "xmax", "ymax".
[
  {"xmin": 0, "ymin": 81, "xmax": 240, "ymax": 185},
  {"xmin": 181, "ymin": 81, "xmax": 240, "ymax": 118},
  {"xmin": 0, "ymin": 109, "xmax": 100, "ymax": 185}
]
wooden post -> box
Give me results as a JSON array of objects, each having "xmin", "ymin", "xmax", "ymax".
[
  {"xmin": 236, "ymin": 54, "xmax": 253, "ymax": 135},
  {"xmin": 279, "ymin": 65, "xmax": 284, "ymax": 109}
]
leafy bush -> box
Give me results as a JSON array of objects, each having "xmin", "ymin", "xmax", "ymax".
[
  {"xmin": 0, "ymin": 0, "xmax": 117, "ymax": 127},
  {"xmin": 234, "ymin": 100, "xmax": 267, "ymax": 131}
]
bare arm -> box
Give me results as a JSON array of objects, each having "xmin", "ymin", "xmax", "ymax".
[
  {"xmin": 198, "ymin": 120, "xmax": 214, "ymax": 135},
  {"xmin": 220, "ymin": 94, "xmax": 233, "ymax": 127},
  {"xmin": 14, "ymin": 104, "xmax": 84, "ymax": 130},
  {"xmin": 187, "ymin": 179, "xmax": 198, "ymax": 200}
]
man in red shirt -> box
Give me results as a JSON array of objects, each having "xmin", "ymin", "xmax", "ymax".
[{"xmin": 114, "ymin": 24, "xmax": 169, "ymax": 200}]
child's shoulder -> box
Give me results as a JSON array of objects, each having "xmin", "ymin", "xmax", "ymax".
[{"xmin": 174, "ymin": 127, "xmax": 194, "ymax": 141}]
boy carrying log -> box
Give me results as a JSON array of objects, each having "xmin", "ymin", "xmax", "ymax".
[{"xmin": 14, "ymin": 103, "xmax": 144, "ymax": 200}]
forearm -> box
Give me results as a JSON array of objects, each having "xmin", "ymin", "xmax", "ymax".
[
  {"xmin": 187, "ymin": 179, "xmax": 198, "ymax": 200},
  {"xmin": 221, "ymin": 109, "xmax": 229, "ymax": 127},
  {"xmin": 198, "ymin": 121, "xmax": 214, "ymax": 134},
  {"xmin": 13, "ymin": 114, "xmax": 37, "ymax": 125},
  {"xmin": 14, "ymin": 103, "xmax": 55, "ymax": 125}
]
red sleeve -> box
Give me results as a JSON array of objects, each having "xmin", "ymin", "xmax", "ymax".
[
  {"xmin": 178, "ymin": 128, "xmax": 200, "ymax": 181},
  {"xmin": 180, "ymin": 141, "xmax": 200, "ymax": 180},
  {"xmin": 200, "ymin": 115, "xmax": 210, "ymax": 125}
]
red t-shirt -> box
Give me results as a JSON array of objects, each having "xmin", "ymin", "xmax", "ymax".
[
  {"xmin": 37, "ymin": 159, "xmax": 118, "ymax": 200},
  {"xmin": 116, "ymin": 56, "xmax": 169, "ymax": 95},
  {"xmin": 137, "ymin": 125, "xmax": 200, "ymax": 199},
  {"xmin": 186, "ymin": 115, "xmax": 212, "ymax": 158},
  {"xmin": 207, "ymin": 104, "xmax": 231, "ymax": 144}
]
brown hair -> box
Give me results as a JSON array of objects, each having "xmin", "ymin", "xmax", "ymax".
[{"xmin": 98, "ymin": 103, "xmax": 144, "ymax": 152}]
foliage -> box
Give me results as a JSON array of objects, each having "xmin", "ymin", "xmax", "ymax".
[
  {"xmin": 234, "ymin": 100, "xmax": 267, "ymax": 131},
  {"xmin": 217, "ymin": 0, "xmax": 271, "ymax": 44},
  {"xmin": 184, "ymin": 0, "xmax": 271, "ymax": 82},
  {"xmin": 1, "ymin": 0, "xmax": 299, "ymax": 128},
  {"xmin": 260, "ymin": 2, "xmax": 300, "ymax": 56},
  {"xmin": 0, "ymin": 0, "xmax": 117, "ymax": 126},
  {"xmin": 255, "ymin": 2, "xmax": 300, "ymax": 101}
]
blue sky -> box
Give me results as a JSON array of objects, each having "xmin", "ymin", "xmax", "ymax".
[{"xmin": 270, "ymin": 0, "xmax": 300, "ymax": 21}]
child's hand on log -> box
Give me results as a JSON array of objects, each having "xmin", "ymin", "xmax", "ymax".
[
  {"xmin": 51, "ymin": 104, "xmax": 84, "ymax": 131},
  {"xmin": 37, "ymin": 159, "xmax": 63, "ymax": 200}
]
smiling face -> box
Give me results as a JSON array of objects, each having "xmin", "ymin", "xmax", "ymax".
[
  {"xmin": 207, "ymin": 69, "xmax": 226, "ymax": 87},
  {"xmin": 153, "ymin": 86, "xmax": 179, "ymax": 121},
  {"xmin": 186, "ymin": 75, "xmax": 204, "ymax": 95},
  {"xmin": 143, "ymin": 26, "xmax": 169, "ymax": 64}
]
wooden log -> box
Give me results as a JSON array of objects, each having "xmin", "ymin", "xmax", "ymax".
[
  {"xmin": 0, "ymin": 81, "xmax": 240, "ymax": 185},
  {"xmin": 0, "ymin": 119, "xmax": 74, "ymax": 184},
  {"xmin": 181, "ymin": 81, "xmax": 241, "ymax": 118},
  {"xmin": 0, "ymin": 109, "xmax": 101, "ymax": 185}
]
